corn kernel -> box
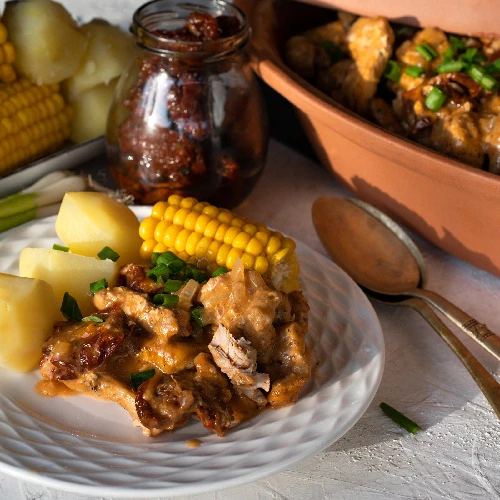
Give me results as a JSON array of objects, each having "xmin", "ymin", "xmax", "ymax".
[
  {"xmin": 218, "ymin": 210, "xmax": 233, "ymax": 224},
  {"xmin": 138, "ymin": 217, "xmax": 156, "ymax": 240},
  {"xmin": 168, "ymin": 194, "xmax": 183, "ymax": 206},
  {"xmin": 266, "ymin": 236, "xmax": 281, "ymax": 255},
  {"xmin": 206, "ymin": 240, "xmax": 222, "ymax": 262},
  {"xmin": 174, "ymin": 228, "xmax": 191, "ymax": 253},
  {"xmin": 242, "ymin": 223, "xmax": 257, "ymax": 236},
  {"xmin": 153, "ymin": 242, "xmax": 168, "ymax": 253},
  {"xmin": 226, "ymin": 248, "xmax": 243, "ymax": 268},
  {"xmin": 223, "ymin": 226, "xmax": 241, "ymax": 245},
  {"xmin": 245, "ymin": 237, "xmax": 263, "ymax": 256},
  {"xmin": 185, "ymin": 231, "xmax": 203, "ymax": 255},
  {"xmin": 153, "ymin": 220, "xmax": 170, "ymax": 242},
  {"xmin": 195, "ymin": 236, "xmax": 212, "ymax": 259},
  {"xmin": 176, "ymin": 251, "xmax": 189, "ymax": 261},
  {"xmin": 254, "ymin": 255, "xmax": 269, "ymax": 274},
  {"xmin": 183, "ymin": 210, "xmax": 199, "ymax": 230},
  {"xmin": 2, "ymin": 42, "xmax": 15, "ymax": 64},
  {"xmin": 214, "ymin": 223, "xmax": 230, "ymax": 242},
  {"xmin": 0, "ymin": 23, "xmax": 7, "ymax": 45},
  {"xmin": 240, "ymin": 252, "xmax": 255, "ymax": 269},
  {"xmin": 180, "ymin": 197, "xmax": 198, "ymax": 209},
  {"xmin": 271, "ymin": 247, "xmax": 290, "ymax": 264},
  {"xmin": 202, "ymin": 205, "xmax": 219, "ymax": 218},
  {"xmin": 140, "ymin": 239, "xmax": 156, "ymax": 259},
  {"xmin": 282, "ymin": 238, "xmax": 296, "ymax": 251},
  {"xmin": 216, "ymin": 243, "xmax": 231, "ymax": 266},
  {"xmin": 254, "ymin": 231, "xmax": 269, "ymax": 246},
  {"xmin": 192, "ymin": 201, "xmax": 209, "ymax": 212},
  {"xmin": 231, "ymin": 217, "xmax": 245, "ymax": 228},
  {"xmin": 232, "ymin": 231, "xmax": 251, "ymax": 250},
  {"xmin": 151, "ymin": 201, "xmax": 168, "ymax": 219},
  {"xmin": 194, "ymin": 213, "xmax": 211, "ymax": 233},
  {"xmin": 163, "ymin": 224, "xmax": 182, "ymax": 247},
  {"xmin": 203, "ymin": 218, "xmax": 221, "ymax": 238},
  {"xmin": 173, "ymin": 207, "xmax": 191, "ymax": 226}
]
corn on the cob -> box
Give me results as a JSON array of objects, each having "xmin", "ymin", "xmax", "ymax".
[
  {"xmin": 0, "ymin": 18, "xmax": 16, "ymax": 84},
  {"xmin": 0, "ymin": 78, "xmax": 72, "ymax": 176},
  {"xmin": 139, "ymin": 195, "xmax": 301, "ymax": 293}
]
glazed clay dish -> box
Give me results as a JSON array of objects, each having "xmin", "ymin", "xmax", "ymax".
[{"xmin": 249, "ymin": 0, "xmax": 500, "ymax": 279}]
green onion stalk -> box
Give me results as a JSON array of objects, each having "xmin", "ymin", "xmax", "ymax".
[{"xmin": 0, "ymin": 171, "xmax": 87, "ymax": 233}]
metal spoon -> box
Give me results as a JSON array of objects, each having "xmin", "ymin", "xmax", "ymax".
[
  {"xmin": 312, "ymin": 195, "xmax": 500, "ymax": 419},
  {"xmin": 312, "ymin": 195, "xmax": 500, "ymax": 362}
]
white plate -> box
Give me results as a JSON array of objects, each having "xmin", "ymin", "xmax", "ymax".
[
  {"xmin": 0, "ymin": 207, "xmax": 384, "ymax": 498},
  {"xmin": 0, "ymin": 137, "xmax": 105, "ymax": 198}
]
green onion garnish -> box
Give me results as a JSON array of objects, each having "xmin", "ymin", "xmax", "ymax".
[
  {"xmin": 485, "ymin": 59, "xmax": 500, "ymax": 74},
  {"xmin": 147, "ymin": 263, "xmax": 170, "ymax": 282},
  {"xmin": 52, "ymin": 244, "xmax": 69, "ymax": 252},
  {"xmin": 383, "ymin": 60, "xmax": 402, "ymax": 82},
  {"xmin": 97, "ymin": 246, "xmax": 120, "ymax": 262},
  {"xmin": 442, "ymin": 45, "xmax": 455, "ymax": 60},
  {"xmin": 60, "ymin": 292, "xmax": 83, "ymax": 321},
  {"xmin": 151, "ymin": 252, "xmax": 162, "ymax": 266},
  {"xmin": 191, "ymin": 306, "xmax": 205, "ymax": 328},
  {"xmin": 322, "ymin": 40, "xmax": 343, "ymax": 62},
  {"xmin": 130, "ymin": 369, "xmax": 155, "ymax": 390},
  {"xmin": 425, "ymin": 86, "xmax": 447, "ymax": 111},
  {"xmin": 467, "ymin": 65, "xmax": 499, "ymax": 91},
  {"xmin": 153, "ymin": 293, "xmax": 179, "ymax": 307},
  {"xmin": 405, "ymin": 65, "xmax": 425, "ymax": 78},
  {"xmin": 185, "ymin": 264, "xmax": 208, "ymax": 283},
  {"xmin": 82, "ymin": 315, "xmax": 104, "ymax": 323},
  {"xmin": 380, "ymin": 402, "xmax": 421, "ymax": 434},
  {"xmin": 436, "ymin": 59, "xmax": 464, "ymax": 73},
  {"xmin": 212, "ymin": 266, "xmax": 229, "ymax": 278},
  {"xmin": 163, "ymin": 279, "xmax": 183, "ymax": 292},
  {"xmin": 448, "ymin": 35, "xmax": 466, "ymax": 51},
  {"xmin": 416, "ymin": 42, "xmax": 437, "ymax": 61},
  {"xmin": 90, "ymin": 278, "xmax": 108, "ymax": 296}
]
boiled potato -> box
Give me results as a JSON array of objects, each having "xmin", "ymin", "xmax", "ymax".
[
  {"xmin": 0, "ymin": 273, "xmax": 60, "ymax": 372},
  {"xmin": 64, "ymin": 19, "xmax": 134, "ymax": 99},
  {"xmin": 3, "ymin": 0, "xmax": 87, "ymax": 84},
  {"xmin": 69, "ymin": 79, "xmax": 117, "ymax": 143},
  {"xmin": 55, "ymin": 192, "xmax": 142, "ymax": 265},
  {"xmin": 19, "ymin": 248, "xmax": 119, "ymax": 317}
]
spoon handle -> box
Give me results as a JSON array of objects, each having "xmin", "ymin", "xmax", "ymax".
[
  {"xmin": 414, "ymin": 289, "xmax": 500, "ymax": 362},
  {"xmin": 402, "ymin": 297, "xmax": 500, "ymax": 420}
]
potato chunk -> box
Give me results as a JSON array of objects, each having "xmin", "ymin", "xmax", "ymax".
[
  {"xmin": 0, "ymin": 273, "xmax": 60, "ymax": 372},
  {"xmin": 55, "ymin": 192, "xmax": 142, "ymax": 265},
  {"xmin": 64, "ymin": 19, "xmax": 134, "ymax": 99},
  {"xmin": 3, "ymin": 0, "xmax": 87, "ymax": 84},
  {"xmin": 68, "ymin": 79, "xmax": 117, "ymax": 143},
  {"xmin": 19, "ymin": 248, "xmax": 119, "ymax": 317}
]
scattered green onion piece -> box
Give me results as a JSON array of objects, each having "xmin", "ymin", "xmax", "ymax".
[
  {"xmin": 52, "ymin": 244, "xmax": 69, "ymax": 252},
  {"xmin": 191, "ymin": 306, "xmax": 205, "ymax": 328},
  {"xmin": 442, "ymin": 45, "xmax": 455, "ymax": 60},
  {"xmin": 156, "ymin": 251, "xmax": 182, "ymax": 266},
  {"xmin": 467, "ymin": 65, "xmax": 500, "ymax": 91},
  {"xmin": 459, "ymin": 47, "xmax": 486, "ymax": 65},
  {"xmin": 185, "ymin": 264, "xmax": 208, "ymax": 283},
  {"xmin": 322, "ymin": 40, "xmax": 343, "ymax": 62},
  {"xmin": 151, "ymin": 252, "xmax": 162, "ymax": 266},
  {"xmin": 425, "ymin": 86, "xmax": 447, "ymax": 111},
  {"xmin": 448, "ymin": 35, "xmax": 466, "ymax": 51},
  {"xmin": 131, "ymin": 369, "xmax": 155, "ymax": 390},
  {"xmin": 147, "ymin": 263, "xmax": 170, "ymax": 282},
  {"xmin": 153, "ymin": 293, "xmax": 179, "ymax": 308},
  {"xmin": 90, "ymin": 278, "xmax": 108, "ymax": 296},
  {"xmin": 212, "ymin": 266, "xmax": 229, "ymax": 278},
  {"xmin": 405, "ymin": 65, "xmax": 425, "ymax": 78},
  {"xmin": 383, "ymin": 60, "xmax": 402, "ymax": 82},
  {"xmin": 60, "ymin": 292, "xmax": 83, "ymax": 321},
  {"xmin": 485, "ymin": 59, "xmax": 500, "ymax": 74},
  {"xmin": 416, "ymin": 42, "xmax": 437, "ymax": 61},
  {"xmin": 97, "ymin": 246, "xmax": 120, "ymax": 262},
  {"xmin": 163, "ymin": 279, "xmax": 183, "ymax": 292},
  {"xmin": 82, "ymin": 315, "xmax": 104, "ymax": 323},
  {"xmin": 436, "ymin": 59, "xmax": 464, "ymax": 73},
  {"xmin": 380, "ymin": 402, "xmax": 421, "ymax": 434}
]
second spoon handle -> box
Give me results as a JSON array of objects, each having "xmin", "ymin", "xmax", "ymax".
[
  {"xmin": 413, "ymin": 288, "xmax": 500, "ymax": 362},
  {"xmin": 403, "ymin": 297, "xmax": 500, "ymax": 420}
]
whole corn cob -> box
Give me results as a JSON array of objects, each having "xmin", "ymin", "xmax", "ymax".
[
  {"xmin": 0, "ymin": 78, "xmax": 72, "ymax": 176},
  {"xmin": 0, "ymin": 18, "xmax": 16, "ymax": 83},
  {"xmin": 139, "ymin": 195, "xmax": 301, "ymax": 293}
]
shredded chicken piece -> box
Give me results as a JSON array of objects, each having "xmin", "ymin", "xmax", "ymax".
[
  {"xmin": 209, "ymin": 324, "xmax": 270, "ymax": 406},
  {"xmin": 118, "ymin": 263, "xmax": 165, "ymax": 294}
]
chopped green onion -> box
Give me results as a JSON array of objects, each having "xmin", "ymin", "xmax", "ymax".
[
  {"xmin": 60, "ymin": 292, "xmax": 83, "ymax": 321},
  {"xmin": 436, "ymin": 59, "xmax": 464, "ymax": 73},
  {"xmin": 147, "ymin": 263, "xmax": 170, "ymax": 282},
  {"xmin": 442, "ymin": 45, "xmax": 455, "ymax": 60},
  {"xmin": 52, "ymin": 244, "xmax": 69, "ymax": 252},
  {"xmin": 130, "ymin": 369, "xmax": 155, "ymax": 390},
  {"xmin": 322, "ymin": 40, "xmax": 343, "ymax": 62},
  {"xmin": 82, "ymin": 315, "xmax": 104, "ymax": 323},
  {"xmin": 448, "ymin": 35, "xmax": 466, "ymax": 51},
  {"xmin": 467, "ymin": 65, "xmax": 499, "ymax": 91},
  {"xmin": 485, "ymin": 59, "xmax": 500, "ymax": 74},
  {"xmin": 380, "ymin": 402, "xmax": 421, "ymax": 434},
  {"xmin": 459, "ymin": 47, "xmax": 486, "ymax": 65},
  {"xmin": 163, "ymin": 279, "xmax": 183, "ymax": 292},
  {"xmin": 383, "ymin": 60, "xmax": 402, "ymax": 82},
  {"xmin": 191, "ymin": 306, "xmax": 205, "ymax": 328},
  {"xmin": 90, "ymin": 278, "xmax": 108, "ymax": 296},
  {"xmin": 416, "ymin": 42, "xmax": 437, "ymax": 61},
  {"xmin": 153, "ymin": 293, "xmax": 179, "ymax": 308},
  {"xmin": 212, "ymin": 266, "xmax": 229, "ymax": 278},
  {"xmin": 405, "ymin": 65, "xmax": 425, "ymax": 78},
  {"xmin": 425, "ymin": 86, "xmax": 447, "ymax": 111},
  {"xmin": 185, "ymin": 264, "xmax": 208, "ymax": 283},
  {"xmin": 97, "ymin": 246, "xmax": 120, "ymax": 262}
]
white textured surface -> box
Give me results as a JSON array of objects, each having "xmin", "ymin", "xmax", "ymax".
[{"xmin": 0, "ymin": 207, "xmax": 383, "ymax": 498}]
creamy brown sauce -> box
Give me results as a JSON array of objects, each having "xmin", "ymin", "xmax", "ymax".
[
  {"xmin": 186, "ymin": 438, "xmax": 201, "ymax": 449},
  {"xmin": 35, "ymin": 380, "xmax": 78, "ymax": 398}
]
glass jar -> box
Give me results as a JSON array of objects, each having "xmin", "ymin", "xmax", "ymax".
[{"xmin": 106, "ymin": 0, "xmax": 268, "ymax": 208}]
